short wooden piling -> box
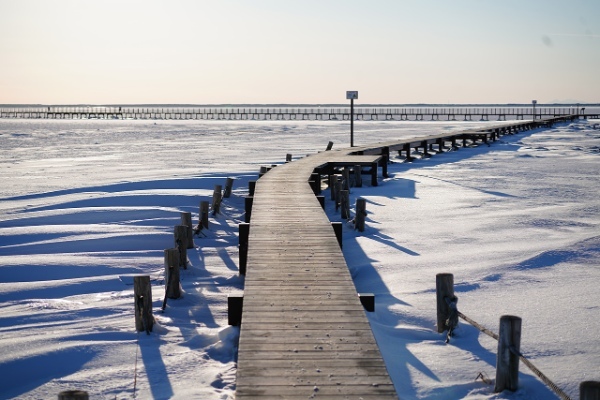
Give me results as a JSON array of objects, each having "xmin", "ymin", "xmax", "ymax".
[
  {"xmin": 258, "ymin": 165, "xmax": 268, "ymax": 178},
  {"xmin": 134, "ymin": 275, "xmax": 153, "ymax": 333},
  {"xmin": 495, "ymin": 315, "xmax": 522, "ymax": 393},
  {"xmin": 326, "ymin": 141, "xmax": 334, "ymax": 151},
  {"xmin": 174, "ymin": 225, "xmax": 188, "ymax": 269},
  {"xmin": 371, "ymin": 162, "xmax": 378, "ymax": 186},
  {"xmin": 436, "ymin": 273, "xmax": 455, "ymax": 333},
  {"xmin": 248, "ymin": 181, "xmax": 256, "ymax": 197},
  {"xmin": 200, "ymin": 201, "xmax": 209, "ymax": 230},
  {"xmin": 334, "ymin": 176, "xmax": 342, "ymax": 211},
  {"xmin": 355, "ymin": 198, "xmax": 367, "ymax": 232},
  {"xmin": 212, "ymin": 184, "xmax": 223, "ymax": 215},
  {"xmin": 581, "ymin": 381, "xmax": 600, "ymax": 400},
  {"xmin": 164, "ymin": 248, "xmax": 181, "ymax": 299},
  {"xmin": 331, "ymin": 222, "xmax": 342, "ymax": 249},
  {"xmin": 343, "ymin": 167, "xmax": 350, "ymax": 190},
  {"xmin": 340, "ymin": 190, "xmax": 350, "ymax": 219},
  {"xmin": 310, "ymin": 172, "xmax": 321, "ymax": 195},
  {"xmin": 316, "ymin": 195, "xmax": 325, "ymax": 210},
  {"xmin": 358, "ymin": 293, "xmax": 375, "ymax": 312},
  {"xmin": 329, "ymin": 175, "xmax": 336, "ymax": 200},
  {"xmin": 381, "ymin": 146, "xmax": 389, "ymax": 178},
  {"xmin": 180, "ymin": 212, "xmax": 194, "ymax": 249},
  {"xmin": 245, "ymin": 196, "xmax": 253, "ymax": 223},
  {"xmin": 58, "ymin": 391, "xmax": 89, "ymax": 400},
  {"xmin": 286, "ymin": 153, "xmax": 292, "ymax": 162},
  {"xmin": 354, "ymin": 165, "xmax": 363, "ymax": 188},
  {"xmin": 228, "ymin": 294, "xmax": 244, "ymax": 326},
  {"xmin": 223, "ymin": 177, "xmax": 234, "ymax": 198},
  {"xmin": 239, "ymin": 223, "xmax": 250, "ymax": 275}
]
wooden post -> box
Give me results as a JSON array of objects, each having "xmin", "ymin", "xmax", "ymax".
[
  {"xmin": 436, "ymin": 273, "xmax": 455, "ymax": 333},
  {"xmin": 495, "ymin": 315, "xmax": 522, "ymax": 393},
  {"xmin": 342, "ymin": 167, "xmax": 350, "ymax": 190},
  {"xmin": 340, "ymin": 190, "xmax": 350, "ymax": 220},
  {"xmin": 354, "ymin": 165, "xmax": 363, "ymax": 188},
  {"xmin": 245, "ymin": 196, "xmax": 253, "ymax": 223},
  {"xmin": 228, "ymin": 294, "xmax": 244, "ymax": 326},
  {"xmin": 164, "ymin": 248, "xmax": 181, "ymax": 300},
  {"xmin": 381, "ymin": 147, "xmax": 389, "ymax": 178},
  {"xmin": 358, "ymin": 293, "xmax": 375, "ymax": 312},
  {"xmin": 258, "ymin": 165, "xmax": 268, "ymax": 178},
  {"xmin": 286, "ymin": 153, "xmax": 292, "ymax": 162},
  {"xmin": 134, "ymin": 275, "xmax": 153, "ymax": 334},
  {"xmin": 223, "ymin": 177, "xmax": 234, "ymax": 198},
  {"xmin": 58, "ymin": 391, "xmax": 89, "ymax": 400},
  {"xmin": 310, "ymin": 172, "xmax": 321, "ymax": 195},
  {"xmin": 180, "ymin": 212, "xmax": 194, "ymax": 249},
  {"xmin": 581, "ymin": 381, "xmax": 600, "ymax": 400},
  {"xmin": 200, "ymin": 201, "xmax": 209, "ymax": 230},
  {"xmin": 212, "ymin": 184, "xmax": 222, "ymax": 215},
  {"xmin": 239, "ymin": 223, "xmax": 250, "ymax": 275},
  {"xmin": 334, "ymin": 176, "xmax": 342, "ymax": 211},
  {"xmin": 174, "ymin": 225, "xmax": 188, "ymax": 269},
  {"xmin": 355, "ymin": 198, "xmax": 366, "ymax": 232},
  {"xmin": 248, "ymin": 180, "xmax": 256, "ymax": 197},
  {"xmin": 316, "ymin": 195, "xmax": 325, "ymax": 210},
  {"xmin": 326, "ymin": 141, "xmax": 334, "ymax": 151},
  {"xmin": 329, "ymin": 175, "xmax": 336, "ymax": 200},
  {"xmin": 370, "ymin": 162, "xmax": 378, "ymax": 186},
  {"xmin": 331, "ymin": 222, "xmax": 342, "ymax": 249}
]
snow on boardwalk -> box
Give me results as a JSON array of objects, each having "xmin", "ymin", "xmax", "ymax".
[{"xmin": 236, "ymin": 149, "xmax": 397, "ymax": 399}]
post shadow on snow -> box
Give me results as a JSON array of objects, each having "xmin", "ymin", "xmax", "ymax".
[
  {"xmin": 138, "ymin": 336, "xmax": 174, "ymax": 400},
  {"xmin": 0, "ymin": 172, "xmax": 250, "ymax": 202},
  {"xmin": 0, "ymin": 347, "xmax": 98, "ymax": 399}
]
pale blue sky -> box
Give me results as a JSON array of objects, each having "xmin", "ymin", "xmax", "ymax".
[{"xmin": 1, "ymin": 0, "xmax": 598, "ymax": 104}]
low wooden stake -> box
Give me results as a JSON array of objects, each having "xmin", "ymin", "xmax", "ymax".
[
  {"xmin": 180, "ymin": 212, "xmax": 194, "ymax": 249},
  {"xmin": 495, "ymin": 315, "xmax": 522, "ymax": 393},
  {"xmin": 200, "ymin": 201, "xmax": 209, "ymax": 230},
  {"xmin": 134, "ymin": 275, "xmax": 153, "ymax": 334},
  {"xmin": 164, "ymin": 248, "xmax": 180, "ymax": 300},
  {"xmin": 355, "ymin": 198, "xmax": 367, "ymax": 232},
  {"xmin": 326, "ymin": 141, "xmax": 334, "ymax": 151},
  {"xmin": 212, "ymin": 184, "xmax": 223, "ymax": 215},
  {"xmin": 286, "ymin": 153, "xmax": 292, "ymax": 162},
  {"xmin": 436, "ymin": 273, "xmax": 454, "ymax": 333},
  {"xmin": 174, "ymin": 225, "xmax": 188, "ymax": 269},
  {"xmin": 248, "ymin": 181, "xmax": 256, "ymax": 197},
  {"xmin": 223, "ymin": 177, "xmax": 234, "ymax": 198}
]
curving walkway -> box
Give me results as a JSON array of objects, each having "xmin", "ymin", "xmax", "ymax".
[{"xmin": 235, "ymin": 116, "xmax": 579, "ymax": 399}]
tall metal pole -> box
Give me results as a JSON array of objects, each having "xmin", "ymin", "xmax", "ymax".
[{"xmin": 350, "ymin": 98, "xmax": 354, "ymax": 147}]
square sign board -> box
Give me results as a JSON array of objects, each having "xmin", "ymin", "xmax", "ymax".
[{"xmin": 346, "ymin": 91, "xmax": 358, "ymax": 100}]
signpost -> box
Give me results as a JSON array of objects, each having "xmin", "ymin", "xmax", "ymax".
[{"xmin": 347, "ymin": 91, "xmax": 358, "ymax": 147}]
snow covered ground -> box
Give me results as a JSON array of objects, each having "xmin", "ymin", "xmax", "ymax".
[{"xmin": 0, "ymin": 118, "xmax": 598, "ymax": 399}]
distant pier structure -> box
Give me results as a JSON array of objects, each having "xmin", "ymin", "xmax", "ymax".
[{"xmin": 0, "ymin": 105, "xmax": 597, "ymax": 121}]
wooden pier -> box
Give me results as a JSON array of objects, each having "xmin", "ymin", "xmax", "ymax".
[
  {"xmin": 1, "ymin": 106, "xmax": 596, "ymax": 121},
  {"xmin": 235, "ymin": 115, "xmax": 578, "ymax": 398}
]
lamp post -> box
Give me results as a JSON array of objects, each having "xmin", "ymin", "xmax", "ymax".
[{"xmin": 346, "ymin": 91, "xmax": 358, "ymax": 147}]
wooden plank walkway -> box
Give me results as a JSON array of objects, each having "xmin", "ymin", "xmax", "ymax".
[
  {"xmin": 235, "ymin": 115, "xmax": 579, "ymax": 399},
  {"xmin": 237, "ymin": 152, "xmax": 396, "ymax": 399}
]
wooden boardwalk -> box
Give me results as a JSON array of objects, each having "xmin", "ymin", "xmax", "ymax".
[{"xmin": 234, "ymin": 115, "xmax": 579, "ymax": 399}]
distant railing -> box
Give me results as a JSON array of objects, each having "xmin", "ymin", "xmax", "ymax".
[{"xmin": 0, "ymin": 106, "xmax": 595, "ymax": 121}]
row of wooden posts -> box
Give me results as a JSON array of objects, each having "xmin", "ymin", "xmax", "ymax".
[
  {"xmin": 132, "ymin": 177, "xmax": 236, "ymax": 334},
  {"xmin": 436, "ymin": 273, "xmax": 599, "ymax": 399}
]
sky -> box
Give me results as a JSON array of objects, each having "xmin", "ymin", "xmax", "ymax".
[{"xmin": 0, "ymin": 0, "xmax": 599, "ymax": 105}]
